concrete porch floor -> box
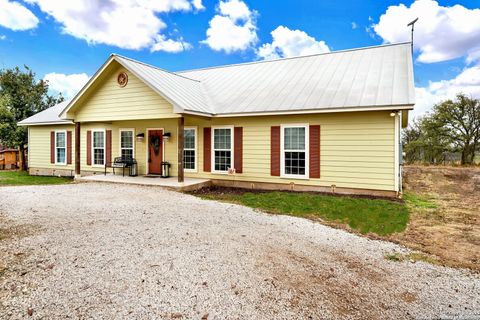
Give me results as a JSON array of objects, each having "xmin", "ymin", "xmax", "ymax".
[{"xmin": 76, "ymin": 174, "xmax": 211, "ymax": 191}]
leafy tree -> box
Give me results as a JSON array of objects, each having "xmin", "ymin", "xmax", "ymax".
[
  {"xmin": 431, "ymin": 94, "xmax": 480, "ymax": 165},
  {"xmin": 0, "ymin": 66, "xmax": 63, "ymax": 170}
]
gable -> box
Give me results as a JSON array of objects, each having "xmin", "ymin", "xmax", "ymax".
[{"xmin": 67, "ymin": 61, "xmax": 180, "ymax": 122}]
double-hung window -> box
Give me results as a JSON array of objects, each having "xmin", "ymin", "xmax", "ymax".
[
  {"xmin": 183, "ymin": 127, "xmax": 196, "ymax": 171},
  {"xmin": 120, "ymin": 129, "xmax": 134, "ymax": 160},
  {"xmin": 281, "ymin": 125, "xmax": 309, "ymax": 178},
  {"xmin": 212, "ymin": 126, "xmax": 233, "ymax": 173},
  {"xmin": 55, "ymin": 131, "xmax": 66, "ymax": 165},
  {"xmin": 92, "ymin": 130, "xmax": 105, "ymax": 166}
]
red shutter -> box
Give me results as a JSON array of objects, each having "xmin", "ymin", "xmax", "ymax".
[
  {"xmin": 50, "ymin": 131, "xmax": 55, "ymax": 164},
  {"xmin": 86, "ymin": 130, "xmax": 92, "ymax": 165},
  {"xmin": 309, "ymin": 125, "xmax": 321, "ymax": 178},
  {"xmin": 106, "ymin": 130, "xmax": 112, "ymax": 167},
  {"xmin": 67, "ymin": 131, "xmax": 72, "ymax": 165},
  {"xmin": 203, "ymin": 127, "xmax": 211, "ymax": 172},
  {"xmin": 270, "ymin": 126, "xmax": 280, "ymax": 176},
  {"xmin": 234, "ymin": 127, "xmax": 243, "ymax": 173}
]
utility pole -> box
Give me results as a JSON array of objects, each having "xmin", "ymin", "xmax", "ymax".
[{"xmin": 407, "ymin": 18, "xmax": 419, "ymax": 54}]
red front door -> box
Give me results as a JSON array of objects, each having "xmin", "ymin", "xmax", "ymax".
[{"xmin": 148, "ymin": 130, "xmax": 163, "ymax": 175}]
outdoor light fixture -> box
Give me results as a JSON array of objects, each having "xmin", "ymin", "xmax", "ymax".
[
  {"xmin": 390, "ymin": 111, "xmax": 398, "ymax": 117},
  {"xmin": 162, "ymin": 132, "xmax": 171, "ymax": 142},
  {"xmin": 136, "ymin": 133, "xmax": 145, "ymax": 142}
]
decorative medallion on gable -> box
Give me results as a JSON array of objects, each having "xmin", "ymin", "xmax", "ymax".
[{"xmin": 117, "ymin": 72, "xmax": 128, "ymax": 87}]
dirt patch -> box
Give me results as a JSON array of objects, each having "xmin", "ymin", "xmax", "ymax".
[{"xmin": 395, "ymin": 165, "xmax": 480, "ymax": 271}]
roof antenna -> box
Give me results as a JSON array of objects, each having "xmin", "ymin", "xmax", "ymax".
[{"xmin": 407, "ymin": 17, "xmax": 419, "ymax": 54}]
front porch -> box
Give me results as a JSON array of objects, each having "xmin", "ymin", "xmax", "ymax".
[{"xmin": 77, "ymin": 174, "xmax": 210, "ymax": 191}]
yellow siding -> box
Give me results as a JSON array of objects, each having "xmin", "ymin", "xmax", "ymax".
[
  {"xmin": 80, "ymin": 119, "xmax": 179, "ymax": 175},
  {"xmin": 184, "ymin": 111, "xmax": 396, "ymax": 191},
  {"xmin": 28, "ymin": 110, "xmax": 396, "ymax": 191},
  {"xmin": 71, "ymin": 62, "xmax": 179, "ymax": 122},
  {"xmin": 28, "ymin": 124, "xmax": 76, "ymax": 171}
]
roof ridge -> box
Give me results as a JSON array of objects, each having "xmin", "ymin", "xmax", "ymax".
[
  {"xmin": 177, "ymin": 42, "xmax": 412, "ymax": 74},
  {"xmin": 111, "ymin": 54, "xmax": 201, "ymax": 83}
]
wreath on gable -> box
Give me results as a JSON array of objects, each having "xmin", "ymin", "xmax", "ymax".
[{"xmin": 150, "ymin": 136, "xmax": 161, "ymax": 156}]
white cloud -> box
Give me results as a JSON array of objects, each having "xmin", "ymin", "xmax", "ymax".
[
  {"xmin": 202, "ymin": 0, "xmax": 258, "ymax": 53},
  {"xmin": 151, "ymin": 35, "xmax": 192, "ymax": 53},
  {"xmin": 351, "ymin": 22, "xmax": 357, "ymax": 30},
  {"xmin": 0, "ymin": 0, "xmax": 38, "ymax": 31},
  {"xmin": 192, "ymin": 0, "xmax": 205, "ymax": 10},
  {"xmin": 257, "ymin": 26, "xmax": 330, "ymax": 60},
  {"xmin": 0, "ymin": 35, "xmax": 6, "ymax": 40},
  {"xmin": 373, "ymin": 0, "xmax": 480, "ymax": 63},
  {"xmin": 44, "ymin": 72, "xmax": 90, "ymax": 99},
  {"xmin": 24, "ymin": 0, "xmax": 200, "ymax": 51},
  {"xmin": 413, "ymin": 64, "xmax": 480, "ymax": 119}
]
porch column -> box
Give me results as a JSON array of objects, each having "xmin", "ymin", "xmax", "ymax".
[
  {"xmin": 75, "ymin": 122, "xmax": 81, "ymax": 176},
  {"xmin": 177, "ymin": 116, "xmax": 184, "ymax": 183}
]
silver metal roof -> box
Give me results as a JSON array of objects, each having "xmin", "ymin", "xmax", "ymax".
[
  {"xmin": 179, "ymin": 42, "xmax": 415, "ymax": 115},
  {"xmin": 20, "ymin": 42, "xmax": 414, "ymax": 125},
  {"xmin": 18, "ymin": 101, "xmax": 72, "ymax": 125}
]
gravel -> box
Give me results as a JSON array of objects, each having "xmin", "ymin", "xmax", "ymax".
[{"xmin": 0, "ymin": 183, "xmax": 479, "ymax": 319}]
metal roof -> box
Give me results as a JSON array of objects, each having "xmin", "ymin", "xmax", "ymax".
[
  {"xmin": 179, "ymin": 42, "xmax": 415, "ymax": 115},
  {"xmin": 18, "ymin": 101, "xmax": 72, "ymax": 125},
  {"xmin": 20, "ymin": 42, "xmax": 414, "ymax": 125}
]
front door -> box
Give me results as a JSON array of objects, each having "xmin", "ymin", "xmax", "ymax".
[{"xmin": 148, "ymin": 130, "xmax": 163, "ymax": 175}]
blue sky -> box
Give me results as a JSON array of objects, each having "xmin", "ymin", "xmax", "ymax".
[{"xmin": 0, "ymin": 0, "xmax": 479, "ymax": 120}]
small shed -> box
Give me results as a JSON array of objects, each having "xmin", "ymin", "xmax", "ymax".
[{"xmin": 0, "ymin": 149, "xmax": 19, "ymax": 170}]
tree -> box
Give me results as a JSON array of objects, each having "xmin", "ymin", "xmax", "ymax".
[
  {"xmin": 431, "ymin": 94, "xmax": 480, "ymax": 165},
  {"xmin": 0, "ymin": 66, "xmax": 63, "ymax": 170}
]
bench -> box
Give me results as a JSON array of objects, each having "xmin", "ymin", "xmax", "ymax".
[{"xmin": 105, "ymin": 157, "xmax": 138, "ymax": 177}]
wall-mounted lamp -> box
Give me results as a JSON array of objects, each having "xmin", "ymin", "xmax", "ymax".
[
  {"xmin": 136, "ymin": 133, "xmax": 145, "ymax": 142},
  {"xmin": 162, "ymin": 132, "xmax": 171, "ymax": 142},
  {"xmin": 390, "ymin": 110, "xmax": 399, "ymax": 117}
]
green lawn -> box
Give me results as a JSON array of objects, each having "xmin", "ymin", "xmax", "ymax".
[
  {"xmin": 0, "ymin": 171, "xmax": 72, "ymax": 186},
  {"xmin": 193, "ymin": 188, "xmax": 409, "ymax": 236}
]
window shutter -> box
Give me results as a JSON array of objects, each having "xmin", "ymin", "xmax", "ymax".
[
  {"xmin": 270, "ymin": 126, "xmax": 280, "ymax": 176},
  {"xmin": 309, "ymin": 125, "xmax": 321, "ymax": 178},
  {"xmin": 203, "ymin": 127, "xmax": 211, "ymax": 172},
  {"xmin": 106, "ymin": 130, "xmax": 112, "ymax": 167},
  {"xmin": 234, "ymin": 127, "xmax": 243, "ymax": 173},
  {"xmin": 67, "ymin": 131, "xmax": 72, "ymax": 164},
  {"xmin": 86, "ymin": 130, "xmax": 92, "ymax": 165},
  {"xmin": 50, "ymin": 131, "xmax": 55, "ymax": 164}
]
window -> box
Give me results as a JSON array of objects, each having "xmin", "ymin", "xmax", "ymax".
[
  {"xmin": 55, "ymin": 131, "xmax": 66, "ymax": 165},
  {"xmin": 120, "ymin": 130, "xmax": 134, "ymax": 159},
  {"xmin": 183, "ymin": 127, "xmax": 196, "ymax": 171},
  {"xmin": 281, "ymin": 125, "xmax": 309, "ymax": 178},
  {"xmin": 92, "ymin": 130, "xmax": 105, "ymax": 166},
  {"xmin": 212, "ymin": 127, "xmax": 233, "ymax": 172}
]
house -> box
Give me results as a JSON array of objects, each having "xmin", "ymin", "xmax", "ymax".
[
  {"xmin": 0, "ymin": 149, "xmax": 20, "ymax": 170},
  {"xmin": 19, "ymin": 42, "xmax": 414, "ymax": 197}
]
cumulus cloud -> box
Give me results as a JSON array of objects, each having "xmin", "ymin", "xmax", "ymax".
[
  {"xmin": 351, "ymin": 22, "xmax": 357, "ymax": 30},
  {"xmin": 44, "ymin": 72, "xmax": 90, "ymax": 99},
  {"xmin": 24, "ymin": 0, "xmax": 201, "ymax": 51},
  {"xmin": 413, "ymin": 64, "xmax": 480, "ymax": 119},
  {"xmin": 373, "ymin": 0, "xmax": 480, "ymax": 63},
  {"xmin": 257, "ymin": 26, "xmax": 330, "ymax": 60},
  {"xmin": 202, "ymin": 0, "xmax": 258, "ymax": 53},
  {"xmin": 151, "ymin": 35, "xmax": 192, "ymax": 53},
  {"xmin": 0, "ymin": 35, "xmax": 6, "ymax": 40},
  {"xmin": 0, "ymin": 0, "xmax": 38, "ymax": 31}
]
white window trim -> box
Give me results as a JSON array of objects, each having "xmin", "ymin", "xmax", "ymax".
[
  {"xmin": 91, "ymin": 129, "xmax": 106, "ymax": 167},
  {"xmin": 211, "ymin": 125, "xmax": 234, "ymax": 174},
  {"xmin": 54, "ymin": 130, "xmax": 67, "ymax": 165},
  {"xmin": 280, "ymin": 124, "xmax": 309, "ymax": 180},
  {"xmin": 119, "ymin": 128, "xmax": 135, "ymax": 159},
  {"xmin": 183, "ymin": 126, "xmax": 197, "ymax": 173}
]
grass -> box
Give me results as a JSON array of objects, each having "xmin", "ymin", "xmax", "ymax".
[
  {"xmin": 194, "ymin": 188, "xmax": 409, "ymax": 236},
  {"xmin": 403, "ymin": 192, "xmax": 438, "ymax": 209},
  {"xmin": 0, "ymin": 171, "xmax": 72, "ymax": 186}
]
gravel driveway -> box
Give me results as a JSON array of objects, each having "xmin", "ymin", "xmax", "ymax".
[{"xmin": 0, "ymin": 183, "xmax": 479, "ymax": 319}]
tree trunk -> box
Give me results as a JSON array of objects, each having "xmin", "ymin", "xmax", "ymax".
[{"xmin": 20, "ymin": 145, "xmax": 27, "ymax": 171}]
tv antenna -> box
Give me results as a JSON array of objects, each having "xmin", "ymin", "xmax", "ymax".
[{"xmin": 407, "ymin": 18, "xmax": 419, "ymax": 53}]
